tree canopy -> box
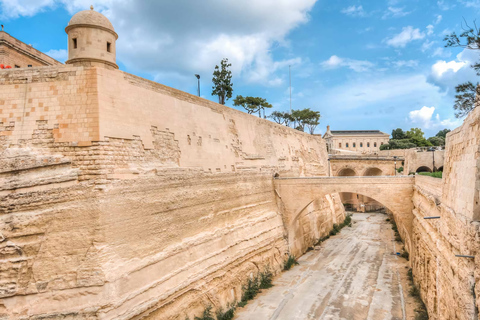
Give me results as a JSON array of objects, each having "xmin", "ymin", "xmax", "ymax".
[
  {"xmin": 267, "ymin": 109, "xmax": 321, "ymax": 134},
  {"xmin": 380, "ymin": 127, "xmax": 450, "ymax": 150},
  {"xmin": 212, "ymin": 58, "xmax": 233, "ymax": 105},
  {"xmin": 233, "ymin": 95, "xmax": 272, "ymax": 117},
  {"xmin": 444, "ymin": 20, "xmax": 480, "ymax": 117}
]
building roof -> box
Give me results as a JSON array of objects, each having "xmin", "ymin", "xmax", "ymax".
[
  {"xmin": 67, "ymin": 8, "xmax": 115, "ymax": 34},
  {"xmin": 329, "ymin": 130, "xmax": 388, "ymax": 136}
]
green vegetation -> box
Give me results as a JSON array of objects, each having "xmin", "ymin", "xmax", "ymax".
[
  {"xmin": 238, "ymin": 275, "xmax": 260, "ymax": 307},
  {"xmin": 401, "ymin": 247, "xmax": 409, "ymax": 261},
  {"xmin": 194, "ymin": 306, "xmax": 215, "ymax": 320},
  {"xmin": 381, "ymin": 128, "xmax": 449, "ymax": 150},
  {"xmin": 212, "ymin": 58, "xmax": 233, "ymax": 105},
  {"xmin": 397, "ymin": 166, "xmax": 404, "ymax": 173},
  {"xmin": 259, "ymin": 267, "xmax": 274, "ymax": 289},
  {"xmin": 268, "ymin": 108, "xmax": 321, "ymax": 134},
  {"xmin": 283, "ymin": 255, "xmax": 299, "ymax": 271},
  {"xmin": 315, "ymin": 214, "xmax": 352, "ymax": 246},
  {"xmin": 390, "ymin": 218, "xmax": 402, "ymax": 243},
  {"xmin": 215, "ymin": 305, "xmax": 236, "ymax": 320},
  {"xmin": 233, "ymin": 95, "xmax": 272, "ymax": 117},
  {"xmin": 418, "ymin": 172, "xmax": 442, "ymax": 178}
]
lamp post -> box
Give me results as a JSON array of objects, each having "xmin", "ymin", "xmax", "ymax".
[{"xmin": 194, "ymin": 74, "xmax": 200, "ymax": 97}]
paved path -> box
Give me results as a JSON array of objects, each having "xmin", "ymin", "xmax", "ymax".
[{"xmin": 235, "ymin": 213, "xmax": 411, "ymax": 320}]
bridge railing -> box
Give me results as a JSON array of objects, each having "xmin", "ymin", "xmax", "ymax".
[{"xmin": 274, "ymin": 175, "xmax": 415, "ymax": 180}]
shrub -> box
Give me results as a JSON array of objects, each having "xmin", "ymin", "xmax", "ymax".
[
  {"xmin": 409, "ymin": 285, "xmax": 420, "ymax": 298},
  {"xmin": 239, "ymin": 275, "xmax": 260, "ymax": 306},
  {"xmin": 395, "ymin": 234, "xmax": 402, "ymax": 242},
  {"xmin": 194, "ymin": 306, "xmax": 215, "ymax": 320},
  {"xmin": 407, "ymin": 268, "xmax": 413, "ymax": 282},
  {"xmin": 259, "ymin": 267, "xmax": 273, "ymax": 289},
  {"xmin": 386, "ymin": 218, "xmax": 390, "ymax": 222},
  {"xmin": 216, "ymin": 305, "xmax": 236, "ymax": 320},
  {"xmin": 397, "ymin": 166, "xmax": 404, "ymax": 173},
  {"xmin": 401, "ymin": 249, "xmax": 409, "ymax": 260},
  {"xmin": 283, "ymin": 254, "xmax": 299, "ymax": 271}
]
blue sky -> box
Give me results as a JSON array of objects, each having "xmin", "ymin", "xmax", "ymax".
[{"xmin": 1, "ymin": 0, "xmax": 479, "ymax": 137}]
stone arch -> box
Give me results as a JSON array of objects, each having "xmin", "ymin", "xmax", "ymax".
[
  {"xmin": 416, "ymin": 166, "xmax": 432, "ymax": 173},
  {"xmin": 363, "ymin": 167, "xmax": 383, "ymax": 176},
  {"xmin": 337, "ymin": 167, "xmax": 357, "ymax": 176},
  {"xmin": 437, "ymin": 166, "xmax": 444, "ymax": 172}
]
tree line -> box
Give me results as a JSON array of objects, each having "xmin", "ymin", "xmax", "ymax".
[
  {"xmin": 211, "ymin": 58, "xmax": 321, "ymax": 134},
  {"xmin": 380, "ymin": 128, "xmax": 450, "ymax": 150}
]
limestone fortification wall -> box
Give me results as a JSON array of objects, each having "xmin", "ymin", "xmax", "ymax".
[
  {"xmin": 405, "ymin": 106, "xmax": 480, "ymax": 320},
  {"xmin": 0, "ymin": 65, "xmax": 344, "ymax": 319}
]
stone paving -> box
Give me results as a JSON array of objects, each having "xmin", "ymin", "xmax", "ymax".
[{"xmin": 236, "ymin": 213, "xmax": 413, "ymax": 320}]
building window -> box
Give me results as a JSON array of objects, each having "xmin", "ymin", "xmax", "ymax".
[
  {"xmin": 107, "ymin": 42, "xmax": 111, "ymax": 52},
  {"xmin": 360, "ymin": 142, "xmax": 363, "ymax": 147},
  {"xmin": 367, "ymin": 142, "xmax": 370, "ymax": 147},
  {"xmin": 28, "ymin": 65, "xmax": 32, "ymax": 67},
  {"xmin": 353, "ymin": 142, "xmax": 356, "ymax": 148},
  {"xmin": 14, "ymin": 65, "xmax": 20, "ymax": 68},
  {"xmin": 374, "ymin": 142, "xmax": 377, "ymax": 147},
  {"xmin": 339, "ymin": 143, "xmax": 342, "ymax": 148},
  {"xmin": 346, "ymin": 143, "xmax": 349, "ymax": 148},
  {"xmin": 73, "ymin": 38, "xmax": 77, "ymax": 49}
]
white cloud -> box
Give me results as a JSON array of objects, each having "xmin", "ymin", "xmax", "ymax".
[
  {"xmin": 0, "ymin": 0, "xmax": 55, "ymax": 19},
  {"xmin": 437, "ymin": 0, "xmax": 455, "ymax": 10},
  {"xmin": 321, "ymin": 55, "xmax": 374, "ymax": 72},
  {"xmin": 386, "ymin": 26, "xmax": 425, "ymax": 48},
  {"xmin": 44, "ymin": 49, "xmax": 67, "ymax": 62},
  {"xmin": 431, "ymin": 60, "xmax": 466, "ymax": 78},
  {"xmin": 392, "ymin": 60, "xmax": 419, "ymax": 68},
  {"xmin": 435, "ymin": 14, "xmax": 442, "ymax": 24},
  {"xmin": 421, "ymin": 40, "xmax": 435, "ymax": 52},
  {"xmin": 341, "ymin": 5, "xmax": 367, "ymax": 17},
  {"xmin": 0, "ymin": 0, "xmax": 317, "ymax": 87},
  {"xmin": 409, "ymin": 106, "xmax": 462, "ymax": 129},
  {"xmin": 459, "ymin": 0, "xmax": 480, "ymax": 8},
  {"xmin": 428, "ymin": 48, "xmax": 478, "ymax": 91},
  {"xmin": 382, "ymin": 7, "xmax": 411, "ymax": 19},
  {"xmin": 432, "ymin": 47, "xmax": 452, "ymax": 58},
  {"xmin": 427, "ymin": 24, "xmax": 434, "ymax": 36}
]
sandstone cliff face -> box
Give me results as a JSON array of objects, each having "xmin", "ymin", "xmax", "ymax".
[{"xmin": 0, "ymin": 66, "xmax": 344, "ymax": 319}]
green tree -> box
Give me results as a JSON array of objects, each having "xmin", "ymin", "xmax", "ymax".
[
  {"xmin": 444, "ymin": 21, "xmax": 480, "ymax": 117},
  {"xmin": 290, "ymin": 108, "xmax": 321, "ymax": 133},
  {"xmin": 406, "ymin": 128, "xmax": 432, "ymax": 147},
  {"xmin": 428, "ymin": 136, "xmax": 445, "ymax": 146},
  {"xmin": 269, "ymin": 111, "xmax": 293, "ymax": 126},
  {"xmin": 212, "ymin": 58, "xmax": 233, "ymax": 105},
  {"xmin": 391, "ymin": 128, "xmax": 406, "ymax": 140},
  {"xmin": 233, "ymin": 95, "xmax": 272, "ymax": 117},
  {"xmin": 435, "ymin": 128, "xmax": 451, "ymax": 139}
]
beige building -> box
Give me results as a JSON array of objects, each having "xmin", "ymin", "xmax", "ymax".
[
  {"xmin": 322, "ymin": 126, "xmax": 390, "ymax": 154},
  {"xmin": 0, "ymin": 28, "xmax": 62, "ymax": 68}
]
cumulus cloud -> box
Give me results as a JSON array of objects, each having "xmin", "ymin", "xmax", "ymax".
[
  {"xmin": 386, "ymin": 26, "xmax": 425, "ymax": 47},
  {"xmin": 321, "ymin": 55, "xmax": 374, "ymax": 72},
  {"xmin": 435, "ymin": 14, "xmax": 442, "ymax": 24},
  {"xmin": 341, "ymin": 5, "xmax": 367, "ymax": 17},
  {"xmin": 428, "ymin": 48, "xmax": 478, "ymax": 91},
  {"xmin": 1, "ymin": 0, "xmax": 317, "ymax": 87},
  {"xmin": 437, "ymin": 0, "xmax": 455, "ymax": 10},
  {"xmin": 427, "ymin": 25, "xmax": 434, "ymax": 36},
  {"xmin": 409, "ymin": 106, "xmax": 461, "ymax": 129}
]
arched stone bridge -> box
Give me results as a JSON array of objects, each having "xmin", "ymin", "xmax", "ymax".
[{"xmin": 274, "ymin": 176, "xmax": 415, "ymax": 253}]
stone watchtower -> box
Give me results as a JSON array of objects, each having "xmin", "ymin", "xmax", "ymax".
[{"xmin": 65, "ymin": 6, "xmax": 118, "ymax": 69}]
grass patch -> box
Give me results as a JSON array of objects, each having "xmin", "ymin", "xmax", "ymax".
[
  {"xmin": 283, "ymin": 255, "xmax": 299, "ymax": 271},
  {"xmin": 406, "ymin": 269, "xmax": 429, "ymax": 319},
  {"xmin": 194, "ymin": 306, "xmax": 215, "ymax": 320},
  {"xmin": 418, "ymin": 171, "xmax": 442, "ymax": 178},
  {"xmin": 238, "ymin": 275, "xmax": 260, "ymax": 307},
  {"xmin": 401, "ymin": 248, "xmax": 409, "ymax": 261},
  {"xmin": 315, "ymin": 214, "xmax": 352, "ymax": 246},
  {"xmin": 409, "ymin": 285, "xmax": 420, "ymax": 298}
]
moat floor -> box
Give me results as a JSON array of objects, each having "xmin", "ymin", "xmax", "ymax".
[{"xmin": 235, "ymin": 212, "xmax": 415, "ymax": 320}]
